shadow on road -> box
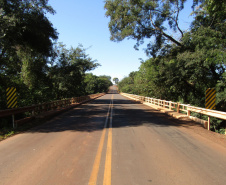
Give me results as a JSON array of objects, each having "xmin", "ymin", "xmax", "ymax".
[
  {"xmin": 92, "ymin": 99, "xmax": 141, "ymax": 105},
  {"xmin": 25, "ymin": 95, "xmax": 201, "ymax": 134}
]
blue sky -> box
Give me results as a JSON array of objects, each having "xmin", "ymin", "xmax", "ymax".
[{"xmin": 47, "ymin": 0, "xmax": 194, "ymax": 81}]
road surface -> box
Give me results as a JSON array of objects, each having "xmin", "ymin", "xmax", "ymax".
[{"xmin": 0, "ymin": 86, "xmax": 226, "ymax": 185}]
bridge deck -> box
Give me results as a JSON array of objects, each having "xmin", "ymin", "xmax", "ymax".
[{"xmin": 0, "ymin": 86, "xmax": 226, "ymax": 185}]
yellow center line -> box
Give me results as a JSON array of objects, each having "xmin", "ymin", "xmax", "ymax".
[
  {"xmin": 88, "ymin": 95, "xmax": 113, "ymax": 185},
  {"xmin": 88, "ymin": 128, "xmax": 106, "ymax": 185},
  {"xmin": 103, "ymin": 95, "xmax": 113, "ymax": 185},
  {"xmin": 103, "ymin": 127, "xmax": 112, "ymax": 185}
]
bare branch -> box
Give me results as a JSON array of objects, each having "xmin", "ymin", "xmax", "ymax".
[
  {"xmin": 149, "ymin": 13, "xmax": 183, "ymax": 47},
  {"xmin": 151, "ymin": 9, "xmax": 184, "ymax": 38},
  {"xmin": 176, "ymin": 0, "xmax": 184, "ymax": 37}
]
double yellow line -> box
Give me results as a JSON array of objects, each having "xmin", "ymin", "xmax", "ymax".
[{"xmin": 88, "ymin": 95, "xmax": 113, "ymax": 185}]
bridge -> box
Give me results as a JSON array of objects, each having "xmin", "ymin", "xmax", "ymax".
[{"xmin": 0, "ymin": 86, "xmax": 226, "ymax": 185}]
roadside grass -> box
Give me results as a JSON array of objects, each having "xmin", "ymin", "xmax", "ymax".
[
  {"xmin": 0, "ymin": 127, "xmax": 16, "ymax": 141},
  {"xmin": 0, "ymin": 119, "xmax": 47, "ymax": 142}
]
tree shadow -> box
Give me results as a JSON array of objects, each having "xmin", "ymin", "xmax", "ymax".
[
  {"xmin": 26, "ymin": 94, "xmax": 201, "ymax": 134},
  {"xmin": 92, "ymin": 98, "xmax": 141, "ymax": 105}
]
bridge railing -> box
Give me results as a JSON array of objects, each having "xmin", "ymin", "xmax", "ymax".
[
  {"xmin": 0, "ymin": 93, "xmax": 105, "ymax": 128},
  {"xmin": 121, "ymin": 92, "xmax": 226, "ymax": 132}
]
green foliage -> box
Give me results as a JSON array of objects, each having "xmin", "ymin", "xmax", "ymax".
[
  {"xmin": 118, "ymin": 71, "xmax": 137, "ymax": 94},
  {"xmin": 0, "ymin": 1, "xmax": 113, "ymax": 129},
  {"xmin": 4, "ymin": 130, "xmax": 14, "ymax": 139},
  {"xmin": 49, "ymin": 44, "xmax": 100, "ymax": 99},
  {"xmin": 84, "ymin": 73, "xmax": 112, "ymax": 94},
  {"xmin": 113, "ymin": 77, "xmax": 119, "ymax": 84},
  {"xmin": 215, "ymin": 129, "xmax": 225, "ymax": 135},
  {"xmin": 0, "ymin": 0, "xmax": 58, "ymax": 108},
  {"xmin": 216, "ymin": 72, "xmax": 226, "ymax": 111},
  {"xmin": 117, "ymin": 0, "xmax": 226, "ymax": 133},
  {"xmin": 104, "ymin": 0, "xmax": 197, "ymax": 57},
  {"xmin": 0, "ymin": 126, "xmax": 15, "ymax": 141},
  {"xmin": 0, "ymin": 0, "xmax": 58, "ymax": 63}
]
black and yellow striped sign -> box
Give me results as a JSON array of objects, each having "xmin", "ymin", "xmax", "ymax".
[
  {"xmin": 205, "ymin": 88, "xmax": 216, "ymax": 109},
  {"xmin": 6, "ymin": 87, "xmax": 17, "ymax": 108}
]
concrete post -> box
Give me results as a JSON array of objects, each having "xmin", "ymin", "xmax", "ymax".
[
  {"xmin": 177, "ymin": 103, "xmax": 180, "ymax": 113},
  {"xmin": 208, "ymin": 116, "xmax": 210, "ymax": 131}
]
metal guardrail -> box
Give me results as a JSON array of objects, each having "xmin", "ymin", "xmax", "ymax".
[
  {"xmin": 121, "ymin": 92, "xmax": 226, "ymax": 132},
  {"xmin": 0, "ymin": 93, "xmax": 105, "ymax": 128}
]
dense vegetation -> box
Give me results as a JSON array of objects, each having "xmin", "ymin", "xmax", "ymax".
[
  {"xmin": 105, "ymin": 0, "xmax": 225, "ymax": 132},
  {"xmin": 0, "ymin": 0, "xmax": 225, "ymax": 133},
  {"xmin": 0, "ymin": 0, "xmax": 112, "ymax": 108},
  {"xmin": 0, "ymin": 0, "xmax": 112, "ymax": 129}
]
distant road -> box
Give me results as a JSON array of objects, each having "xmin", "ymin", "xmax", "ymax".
[{"xmin": 0, "ymin": 86, "xmax": 226, "ymax": 185}]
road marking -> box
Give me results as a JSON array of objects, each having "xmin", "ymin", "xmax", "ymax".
[
  {"xmin": 103, "ymin": 96, "xmax": 113, "ymax": 184},
  {"xmin": 103, "ymin": 127, "xmax": 112, "ymax": 185},
  {"xmin": 88, "ymin": 95, "xmax": 113, "ymax": 185}
]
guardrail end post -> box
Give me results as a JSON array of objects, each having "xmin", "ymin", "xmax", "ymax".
[{"xmin": 207, "ymin": 116, "xmax": 210, "ymax": 131}]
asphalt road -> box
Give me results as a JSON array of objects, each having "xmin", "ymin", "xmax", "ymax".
[{"xmin": 0, "ymin": 86, "xmax": 226, "ymax": 185}]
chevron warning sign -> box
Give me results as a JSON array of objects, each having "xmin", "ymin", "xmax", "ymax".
[
  {"xmin": 6, "ymin": 87, "xmax": 17, "ymax": 108},
  {"xmin": 205, "ymin": 88, "xmax": 216, "ymax": 109}
]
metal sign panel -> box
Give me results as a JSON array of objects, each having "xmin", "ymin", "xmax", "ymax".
[
  {"xmin": 205, "ymin": 88, "xmax": 216, "ymax": 109},
  {"xmin": 6, "ymin": 87, "xmax": 17, "ymax": 108}
]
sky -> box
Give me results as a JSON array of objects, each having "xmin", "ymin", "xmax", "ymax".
[{"xmin": 47, "ymin": 0, "xmax": 194, "ymax": 81}]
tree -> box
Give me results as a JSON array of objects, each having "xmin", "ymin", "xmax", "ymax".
[
  {"xmin": 84, "ymin": 73, "xmax": 98, "ymax": 94},
  {"xmin": 104, "ymin": 0, "xmax": 197, "ymax": 57},
  {"xmin": 49, "ymin": 44, "xmax": 100, "ymax": 98},
  {"xmin": 113, "ymin": 77, "xmax": 119, "ymax": 84},
  {"xmin": 0, "ymin": 0, "xmax": 58, "ymax": 61},
  {"xmin": 117, "ymin": 0, "xmax": 226, "ymax": 133},
  {"xmin": 97, "ymin": 76, "xmax": 113, "ymax": 93},
  {"xmin": 99, "ymin": 75, "xmax": 112, "ymax": 82},
  {"xmin": 118, "ymin": 71, "xmax": 138, "ymax": 94},
  {"xmin": 0, "ymin": 0, "xmax": 58, "ymax": 107},
  {"xmin": 84, "ymin": 73, "xmax": 113, "ymax": 94}
]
